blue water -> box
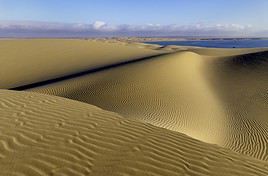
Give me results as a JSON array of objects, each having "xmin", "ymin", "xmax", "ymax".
[{"xmin": 145, "ymin": 39, "xmax": 268, "ymax": 48}]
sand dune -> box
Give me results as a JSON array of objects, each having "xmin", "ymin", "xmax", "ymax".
[
  {"xmin": 204, "ymin": 50, "xmax": 268, "ymax": 159},
  {"xmin": 27, "ymin": 46, "xmax": 268, "ymax": 161},
  {"xmin": 1, "ymin": 89, "xmax": 268, "ymax": 176},
  {"xmin": 1, "ymin": 39, "xmax": 268, "ymax": 174},
  {"xmin": 0, "ymin": 39, "xmax": 164, "ymax": 89}
]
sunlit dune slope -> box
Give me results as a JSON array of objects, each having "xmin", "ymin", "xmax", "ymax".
[
  {"xmin": 29, "ymin": 48, "xmax": 268, "ymax": 161},
  {"xmin": 1, "ymin": 90, "xmax": 268, "ymax": 176},
  {"xmin": 0, "ymin": 39, "xmax": 164, "ymax": 89}
]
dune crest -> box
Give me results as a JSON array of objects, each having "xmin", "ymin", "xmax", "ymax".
[
  {"xmin": 0, "ymin": 90, "xmax": 268, "ymax": 176},
  {"xmin": 0, "ymin": 39, "xmax": 164, "ymax": 89},
  {"xmin": 28, "ymin": 46, "xmax": 268, "ymax": 161}
]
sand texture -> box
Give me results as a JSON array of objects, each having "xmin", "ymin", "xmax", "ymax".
[
  {"xmin": 1, "ymin": 89, "xmax": 268, "ymax": 176},
  {"xmin": 27, "ymin": 45, "xmax": 268, "ymax": 161},
  {"xmin": 1, "ymin": 39, "xmax": 268, "ymax": 175}
]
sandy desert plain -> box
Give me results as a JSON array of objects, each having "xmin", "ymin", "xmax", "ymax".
[{"xmin": 0, "ymin": 38, "xmax": 268, "ymax": 176}]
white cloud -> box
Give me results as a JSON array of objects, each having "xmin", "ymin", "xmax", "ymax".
[{"xmin": 92, "ymin": 21, "xmax": 106, "ymax": 30}]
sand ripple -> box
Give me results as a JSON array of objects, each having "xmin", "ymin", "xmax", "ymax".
[
  {"xmin": 0, "ymin": 90, "xmax": 268, "ymax": 175},
  {"xmin": 29, "ymin": 49, "xmax": 268, "ymax": 161}
]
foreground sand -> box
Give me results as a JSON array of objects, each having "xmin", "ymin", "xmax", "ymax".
[
  {"xmin": 1, "ymin": 39, "xmax": 268, "ymax": 174},
  {"xmin": 1, "ymin": 89, "xmax": 268, "ymax": 176}
]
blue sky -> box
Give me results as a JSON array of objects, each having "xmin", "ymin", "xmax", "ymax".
[{"xmin": 0, "ymin": 0, "xmax": 268, "ymax": 37}]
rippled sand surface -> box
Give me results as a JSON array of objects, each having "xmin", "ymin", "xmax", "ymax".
[
  {"xmin": 1, "ymin": 90, "xmax": 268, "ymax": 176},
  {"xmin": 1, "ymin": 39, "xmax": 268, "ymax": 175}
]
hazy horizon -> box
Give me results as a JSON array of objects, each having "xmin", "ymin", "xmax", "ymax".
[{"xmin": 1, "ymin": 0, "xmax": 268, "ymax": 37}]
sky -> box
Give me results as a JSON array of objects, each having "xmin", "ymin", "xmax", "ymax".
[{"xmin": 0, "ymin": 0, "xmax": 268, "ymax": 37}]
